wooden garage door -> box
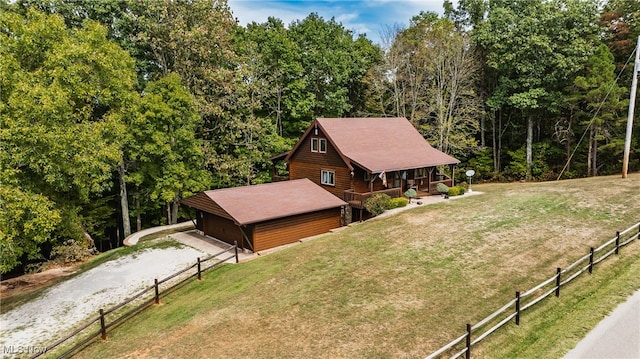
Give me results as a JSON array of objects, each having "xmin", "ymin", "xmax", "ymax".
[
  {"xmin": 203, "ymin": 213, "xmax": 246, "ymax": 247},
  {"xmin": 252, "ymin": 208, "xmax": 342, "ymax": 252}
]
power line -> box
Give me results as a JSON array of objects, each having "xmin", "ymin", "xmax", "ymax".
[{"xmin": 556, "ymin": 46, "xmax": 637, "ymax": 180}]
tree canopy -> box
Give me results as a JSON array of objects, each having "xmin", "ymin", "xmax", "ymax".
[{"xmin": 1, "ymin": 0, "xmax": 638, "ymax": 273}]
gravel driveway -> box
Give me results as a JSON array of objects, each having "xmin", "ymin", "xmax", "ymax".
[{"xmin": 0, "ymin": 244, "xmax": 207, "ymax": 355}]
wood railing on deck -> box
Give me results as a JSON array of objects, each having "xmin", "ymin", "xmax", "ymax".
[{"xmin": 344, "ymin": 188, "xmax": 403, "ymax": 209}]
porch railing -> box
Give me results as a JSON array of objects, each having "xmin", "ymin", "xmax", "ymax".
[{"xmin": 344, "ymin": 188, "xmax": 403, "ymax": 209}]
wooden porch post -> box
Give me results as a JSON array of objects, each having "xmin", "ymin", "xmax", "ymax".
[
  {"xmin": 451, "ymin": 165, "xmax": 455, "ymax": 186},
  {"xmin": 428, "ymin": 168, "xmax": 434, "ymax": 193}
]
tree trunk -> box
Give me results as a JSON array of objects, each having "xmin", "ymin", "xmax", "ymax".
[
  {"xmin": 526, "ymin": 115, "xmax": 533, "ymax": 180},
  {"xmin": 566, "ymin": 117, "xmax": 572, "ymax": 172},
  {"xmin": 592, "ymin": 128, "xmax": 599, "ymax": 176},
  {"xmin": 587, "ymin": 127, "xmax": 595, "ymax": 177},
  {"xmin": 481, "ymin": 112, "xmax": 486, "ymax": 147},
  {"xmin": 492, "ymin": 111, "xmax": 498, "ymax": 174},
  {"xmin": 166, "ymin": 203, "xmax": 172, "ymax": 225},
  {"xmin": 171, "ymin": 197, "xmax": 179, "ymax": 225},
  {"xmin": 135, "ymin": 195, "xmax": 141, "ymax": 232},
  {"xmin": 117, "ymin": 160, "xmax": 132, "ymax": 237}
]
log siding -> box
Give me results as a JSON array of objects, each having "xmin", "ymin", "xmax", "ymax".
[{"xmin": 252, "ymin": 208, "xmax": 342, "ymax": 252}]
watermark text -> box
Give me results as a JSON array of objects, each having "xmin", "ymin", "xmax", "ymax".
[{"xmin": 2, "ymin": 345, "xmax": 48, "ymax": 356}]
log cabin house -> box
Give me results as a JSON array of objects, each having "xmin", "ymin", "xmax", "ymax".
[
  {"xmin": 279, "ymin": 117, "xmax": 460, "ymax": 218},
  {"xmin": 181, "ymin": 179, "xmax": 347, "ymax": 252}
]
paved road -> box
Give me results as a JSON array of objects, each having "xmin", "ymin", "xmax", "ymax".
[
  {"xmin": 564, "ymin": 290, "xmax": 640, "ymax": 358},
  {"xmin": 123, "ymin": 221, "xmax": 194, "ymax": 246}
]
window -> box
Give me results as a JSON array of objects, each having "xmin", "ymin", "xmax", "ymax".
[
  {"xmin": 415, "ymin": 167, "xmax": 427, "ymax": 178},
  {"xmin": 321, "ymin": 170, "xmax": 335, "ymax": 186},
  {"xmin": 319, "ymin": 138, "xmax": 327, "ymax": 153},
  {"xmin": 364, "ymin": 171, "xmax": 371, "ymax": 182},
  {"xmin": 393, "ymin": 172, "xmax": 401, "ymax": 188},
  {"xmin": 311, "ymin": 138, "xmax": 327, "ymax": 153}
]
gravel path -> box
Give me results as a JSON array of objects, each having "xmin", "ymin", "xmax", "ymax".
[{"xmin": 0, "ymin": 245, "xmax": 206, "ymax": 354}]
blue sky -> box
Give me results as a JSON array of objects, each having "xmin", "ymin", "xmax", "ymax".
[{"xmin": 228, "ymin": 0, "xmax": 453, "ymax": 45}]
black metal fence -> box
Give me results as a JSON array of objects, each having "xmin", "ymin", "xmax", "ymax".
[
  {"xmin": 425, "ymin": 222, "xmax": 640, "ymax": 359},
  {"xmin": 29, "ymin": 244, "xmax": 239, "ymax": 359}
]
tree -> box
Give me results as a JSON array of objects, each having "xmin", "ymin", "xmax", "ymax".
[
  {"xmin": 370, "ymin": 13, "xmax": 483, "ymax": 157},
  {"xmin": 239, "ymin": 17, "xmax": 311, "ymax": 138},
  {"xmin": 0, "ymin": 8, "xmax": 137, "ymax": 271},
  {"xmin": 289, "ymin": 13, "xmax": 381, "ymax": 124},
  {"xmin": 0, "ymin": 183, "xmax": 61, "ymax": 273},
  {"xmin": 570, "ymin": 44, "xmax": 628, "ymax": 176},
  {"xmin": 129, "ymin": 74, "xmax": 210, "ymax": 225},
  {"xmin": 474, "ymin": 0, "xmax": 600, "ymax": 179}
]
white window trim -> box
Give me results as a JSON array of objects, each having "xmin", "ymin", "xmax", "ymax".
[
  {"xmin": 321, "ymin": 170, "xmax": 335, "ymax": 186},
  {"xmin": 319, "ymin": 138, "xmax": 327, "ymax": 153},
  {"xmin": 311, "ymin": 138, "xmax": 319, "ymax": 152}
]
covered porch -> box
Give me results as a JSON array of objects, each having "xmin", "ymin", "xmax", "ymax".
[{"xmin": 353, "ymin": 165, "xmax": 456, "ymax": 201}]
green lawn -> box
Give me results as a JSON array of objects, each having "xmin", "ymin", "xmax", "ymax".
[{"xmin": 69, "ymin": 174, "xmax": 640, "ymax": 358}]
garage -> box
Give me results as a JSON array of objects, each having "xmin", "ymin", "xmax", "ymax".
[{"xmin": 181, "ymin": 179, "xmax": 347, "ymax": 252}]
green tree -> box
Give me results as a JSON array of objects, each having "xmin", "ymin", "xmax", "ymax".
[
  {"xmin": 0, "ymin": 183, "xmax": 61, "ymax": 273},
  {"xmin": 570, "ymin": 44, "xmax": 628, "ymax": 176},
  {"xmin": 0, "ymin": 8, "xmax": 137, "ymax": 271},
  {"xmin": 239, "ymin": 17, "xmax": 312, "ymax": 138},
  {"xmin": 289, "ymin": 13, "xmax": 381, "ymax": 125},
  {"xmin": 129, "ymin": 74, "xmax": 210, "ymax": 225},
  {"xmin": 474, "ymin": 0, "xmax": 600, "ymax": 179}
]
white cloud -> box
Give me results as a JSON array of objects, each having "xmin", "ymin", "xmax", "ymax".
[
  {"xmin": 228, "ymin": 0, "xmax": 453, "ymax": 44},
  {"xmin": 228, "ymin": 0, "xmax": 308, "ymax": 27}
]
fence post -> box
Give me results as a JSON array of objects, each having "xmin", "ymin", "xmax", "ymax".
[
  {"xmin": 615, "ymin": 231, "xmax": 620, "ymax": 255},
  {"xmin": 515, "ymin": 291, "xmax": 521, "ymax": 325},
  {"xmin": 154, "ymin": 279, "xmax": 160, "ymax": 304},
  {"xmin": 234, "ymin": 241, "xmax": 239, "ymax": 263},
  {"xmin": 99, "ymin": 309, "xmax": 107, "ymax": 340},
  {"xmin": 589, "ymin": 247, "xmax": 594, "ymax": 274},
  {"xmin": 197, "ymin": 257, "xmax": 202, "ymax": 280},
  {"xmin": 465, "ymin": 323, "xmax": 472, "ymax": 359},
  {"xmin": 555, "ymin": 268, "xmax": 561, "ymax": 297}
]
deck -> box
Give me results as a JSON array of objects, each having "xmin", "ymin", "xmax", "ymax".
[
  {"xmin": 343, "ymin": 188, "xmax": 403, "ymax": 209},
  {"xmin": 344, "ymin": 178, "xmax": 454, "ymax": 210}
]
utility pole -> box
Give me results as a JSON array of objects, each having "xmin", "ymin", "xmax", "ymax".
[{"xmin": 622, "ymin": 35, "xmax": 640, "ymax": 179}]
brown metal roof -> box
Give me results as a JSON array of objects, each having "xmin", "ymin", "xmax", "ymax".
[
  {"xmin": 313, "ymin": 117, "xmax": 460, "ymax": 173},
  {"xmin": 181, "ymin": 179, "xmax": 346, "ymax": 225}
]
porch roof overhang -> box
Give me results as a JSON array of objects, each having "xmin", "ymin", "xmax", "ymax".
[{"xmin": 352, "ymin": 159, "xmax": 459, "ymax": 174}]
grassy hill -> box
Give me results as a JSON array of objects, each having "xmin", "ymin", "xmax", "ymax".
[{"xmin": 74, "ymin": 174, "xmax": 640, "ymax": 358}]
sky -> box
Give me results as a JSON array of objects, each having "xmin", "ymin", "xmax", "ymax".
[{"xmin": 227, "ymin": 0, "xmax": 453, "ymax": 45}]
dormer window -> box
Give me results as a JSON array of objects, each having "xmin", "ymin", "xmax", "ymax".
[{"xmin": 311, "ymin": 138, "xmax": 327, "ymax": 153}]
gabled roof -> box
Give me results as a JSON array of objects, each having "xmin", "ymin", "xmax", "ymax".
[
  {"xmin": 285, "ymin": 117, "xmax": 459, "ymax": 173},
  {"xmin": 181, "ymin": 179, "xmax": 346, "ymax": 225}
]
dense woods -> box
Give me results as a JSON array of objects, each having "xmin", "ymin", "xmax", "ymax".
[{"xmin": 1, "ymin": 0, "xmax": 638, "ymax": 273}]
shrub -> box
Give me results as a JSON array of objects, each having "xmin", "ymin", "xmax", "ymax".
[
  {"xmin": 404, "ymin": 188, "xmax": 417, "ymax": 202},
  {"xmin": 364, "ymin": 193, "xmax": 392, "ymax": 216},
  {"xmin": 51, "ymin": 240, "xmax": 98, "ymax": 264},
  {"xmin": 458, "ymin": 182, "xmax": 469, "ymax": 192},
  {"xmin": 436, "ymin": 183, "xmax": 449, "ymax": 194},
  {"xmin": 389, "ymin": 197, "xmax": 409, "ymax": 209},
  {"xmin": 448, "ymin": 186, "xmax": 465, "ymax": 196}
]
